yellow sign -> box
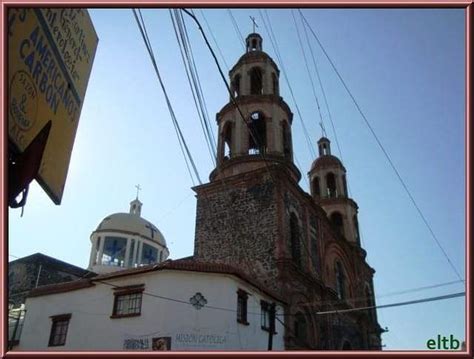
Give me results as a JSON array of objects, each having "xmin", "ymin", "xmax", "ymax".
[{"xmin": 8, "ymin": 8, "xmax": 98, "ymax": 204}]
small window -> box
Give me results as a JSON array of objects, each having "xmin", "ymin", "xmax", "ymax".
[
  {"xmin": 112, "ymin": 286, "xmax": 144, "ymax": 318},
  {"xmin": 48, "ymin": 314, "xmax": 71, "ymax": 347},
  {"xmin": 261, "ymin": 301, "xmax": 275, "ymax": 332},
  {"xmin": 236, "ymin": 289, "xmax": 249, "ymax": 325}
]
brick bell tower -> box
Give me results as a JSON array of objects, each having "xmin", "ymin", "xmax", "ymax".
[{"xmin": 193, "ymin": 33, "xmax": 382, "ymax": 350}]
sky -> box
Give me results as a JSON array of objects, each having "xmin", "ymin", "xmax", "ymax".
[{"xmin": 8, "ymin": 8, "xmax": 466, "ymax": 350}]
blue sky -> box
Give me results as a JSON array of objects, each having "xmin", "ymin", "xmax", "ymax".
[{"xmin": 8, "ymin": 8, "xmax": 466, "ymax": 350}]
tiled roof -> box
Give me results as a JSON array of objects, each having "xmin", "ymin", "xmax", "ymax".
[{"xmin": 27, "ymin": 258, "xmax": 286, "ymax": 304}]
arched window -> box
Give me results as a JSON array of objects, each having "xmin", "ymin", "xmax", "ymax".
[
  {"xmin": 342, "ymin": 174, "xmax": 348, "ymax": 197},
  {"xmin": 365, "ymin": 286, "xmax": 374, "ymax": 321},
  {"xmin": 272, "ymin": 72, "xmax": 279, "ymax": 95},
  {"xmin": 232, "ymin": 74, "xmax": 241, "ymax": 97},
  {"xmin": 326, "ymin": 172, "xmax": 337, "ymax": 198},
  {"xmin": 250, "ymin": 67, "xmax": 263, "ymax": 95},
  {"xmin": 290, "ymin": 213, "xmax": 301, "ymax": 266},
  {"xmin": 249, "ymin": 111, "xmax": 266, "ymax": 155},
  {"xmin": 223, "ymin": 123, "xmax": 232, "ymax": 159},
  {"xmin": 335, "ymin": 261, "xmax": 346, "ymax": 300},
  {"xmin": 353, "ymin": 215, "xmax": 360, "ymax": 245},
  {"xmin": 102, "ymin": 237, "xmax": 127, "ymax": 267},
  {"xmin": 294, "ymin": 312, "xmax": 307, "ymax": 346},
  {"xmin": 282, "ymin": 121, "xmax": 291, "ymax": 159},
  {"xmin": 312, "ymin": 177, "xmax": 320, "ymax": 198},
  {"xmin": 330, "ymin": 212, "xmax": 344, "ymax": 237}
]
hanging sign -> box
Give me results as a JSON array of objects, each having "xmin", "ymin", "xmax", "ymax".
[{"xmin": 8, "ymin": 8, "xmax": 98, "ymax": 204}]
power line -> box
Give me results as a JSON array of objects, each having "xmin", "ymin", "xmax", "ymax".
[
  {"xmin": 291, "ymin": 10, "xmax": 324, "ymax": 138},
  {"xmin": 315, "ymin": 291, "xmax": 465, "ymax": 316},
  {"xmin": 259, "ymin": 9, "xmax": 316, "ymax": 159},
  {"xmin": 170, "ymin": 9, "xmax": 216, "ymax": 166},
  {"xmin": 299, "ymin": 10, "xmax": 345, "ymax": 165},
  {"xmin": 132, "ymin": 9, "xmax": 202, "ymax": 186},
  {"xmin": 299, "ymin": 10, "xmax": 464, "ymax": 284},
  {"xmin": 227, "ymin": 9, "xmax": 245, "ymax": 50},
  {"xmin": 198, "ymin": 10, "xmax": 230, "ymax": 70}
]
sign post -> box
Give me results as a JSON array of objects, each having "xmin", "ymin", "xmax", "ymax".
[{"xmin": 8, "ymin": 8, "xmax": 98, "ymax": 205}]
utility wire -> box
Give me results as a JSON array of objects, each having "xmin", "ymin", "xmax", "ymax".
[
  {"xmin": 259, "ymin": 9, "xmax": 316, "ymax": 159},
  {"xmin": 180, "ymin": 12, "xmax": 218, "ymax": 155},
  {"xmin": 299, "ymin": 10, "xmax": 345, "ymax": 165},
  {"xmin": 199, "ymin": 10, "xmax": 230, "ymax": 70},
  {"xmin": 291, "ymin": 10, "xmax": 325, "ymax": 138},
  {"xmin": 133, "ymin": 9, "xmax": 202, "ymax": 186},
  {"xmin": 299, "ymin": 10, "xmax": 464, "ymax": 284},
  {"xmin": 315, "ymin": 291, "xmax": 465, "ymax": 316},
  {"xmin": 170, "ymin": 10, "xmax": 216, "ymax": 166},
  {"xmin": 227, "ymin": 9, "xmax": 245, "ymax": 50}
]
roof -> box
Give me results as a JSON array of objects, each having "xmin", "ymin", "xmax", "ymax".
[
  {"xmin": 9, "ymin": 253, "xmax": 91, "ymax": 277},
  {"xmin": 94, "ymin": 212, "xmax": 166, "ymax": 247},
  {"xmin": 230, "ymin": 50, "xmax": 279, "ymax": 76},
  {"xmin": 310, "ymin": 155, "xmax": 345, "ymax": 172},
  {"xmin": 28, "ymin": 258, "xmax": 286, "ymax": 304}
]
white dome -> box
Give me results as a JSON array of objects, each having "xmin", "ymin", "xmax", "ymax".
[
  {"xmin": 95, "ymin": 212, "xmax": 166, "ymax": 247},
  {"xmin": 88, "ymin": 198, "xmax": 169, "ymax": 274}
]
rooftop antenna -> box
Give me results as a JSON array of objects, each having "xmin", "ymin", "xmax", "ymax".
[
  {"xmin": 135, "ymin": 184, "xmax": 142, "ymax": 200},
  {"xmin": 250, "ymin": 16, "xmax": 258, "ymax": 33}
]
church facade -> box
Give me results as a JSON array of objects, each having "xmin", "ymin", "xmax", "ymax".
[
  {"xmin": 193, "ymin": 33, "xmax": 383, "ymax": 350},
  {"xmin": 16, "ymin": 33, "xmax": 382, "ymax": 351}
]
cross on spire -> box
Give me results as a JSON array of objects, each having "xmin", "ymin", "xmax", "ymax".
[
  {"xmin": 135, "ymin": 184, "xmax": 142, "ymax": 200},
  {"xmin": 250, "ymin": 16, "xmax": 258, "ymax": 33},
  {"xmin": 319, "ymin": 122, "xmax": 327, "ymax": 138}
]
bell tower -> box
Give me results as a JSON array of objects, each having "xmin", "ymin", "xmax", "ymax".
[
  {"xmin": 211, "ymin": 32, "xmax": 300, "ymax": 183},
  {"xmin": 308, "ymin": 137, "xmax": 362, "ymax": 246}
]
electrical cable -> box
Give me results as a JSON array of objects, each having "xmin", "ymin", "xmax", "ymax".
[
  {"xmin": 227, "ymin": 9, "xmax": 245, "ymax": 50},
  {"xmin": 133, "ymin": 9, "xmax": 202, "ymax": 186},
  {"xmin": 170, "ymin": 9, "xmax": 216, "ymax": 166},
  {"xmin": 299, "ymin": 10, "xmax": 464, "ymax": 284},
  {"xmin": 258, "ymin": 9, "xmax": 316, "ymax": 159}
]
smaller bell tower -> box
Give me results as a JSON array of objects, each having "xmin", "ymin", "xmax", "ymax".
[{"xmin": 308, "ymin": 137, "xmax": 362, "ymax": 246}]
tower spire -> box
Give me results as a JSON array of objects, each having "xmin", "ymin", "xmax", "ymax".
[{"xmin": 249, "ymin": 16, "xmax": 258, "ymax": 33}]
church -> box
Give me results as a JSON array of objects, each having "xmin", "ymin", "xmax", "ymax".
[{"xmin": 17, "ymin": 32, "xmax": 383, "ymax": 351}]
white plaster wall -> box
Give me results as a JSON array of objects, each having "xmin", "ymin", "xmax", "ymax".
[{"xmin": 18, "ymin": 270, "xmax": 285, "ymax": 351}]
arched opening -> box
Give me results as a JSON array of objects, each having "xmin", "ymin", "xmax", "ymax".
[
  {"xmin": 330, "ymin": 212, "xmax": 344, "ymax": 237},
  {"xmin": 342, "ymin": 341, "xmax": 352, "ymax": 350},
  {"xmin": 282, "ymin": 121, "xmax": 292, "ymax": 159},
  {"xmin": 326, "ymin": 172, "xmax": 337, "ymax": 198},
  {"xmin": 232, "ymin": 74, "xmax": 241, "ymax": 97},
  {"xmin": 249, "ymin": 111, "xmax": 266, "ymax": 155},
  {"xmin": 252, "ymin": 39, "xmax": 257, "ymax": 49},
  {"xmin": 294, "ymin": 312, "xmax": 308, "ymax": 347},
  {"xmin": 353, "ymin": 215, "xmax": 360, "ymax": 245},
  {"xmin": 365, "ymin": 286, "xmax": 374, "ymax": 322},
  {"xmin": 312, "ymin": 177, "xmax": 320, "ymax": 198},
  {"xmin": 250, "ymin": 67, "xmax": 263, "ymax": 95},
  {"xmin": 223, "ymin": 123, "xmax": 232, "ymax": 159},
  {"xmin": 342, "ymin": 174, "xmax": 348, "ymax": 197},
  {"xmin": 102, "ymin": 237, "xmax": 127, "ymax": 267},
  {"xmin": 290, "ymin": 213, "xmax": 301, "ymax": 266},
  {"xmin": 335, "ymin": 261, "xmax": 346, "ymax": 300},
  {"xmin": 272, "ymin": 72, "xmax": 279, "ymax": 95}
]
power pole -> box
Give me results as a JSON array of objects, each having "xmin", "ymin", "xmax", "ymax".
[{"xmin": 267, "ymin": 303, "xmax": 276, "ymax": 350}]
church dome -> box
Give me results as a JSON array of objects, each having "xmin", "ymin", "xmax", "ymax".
[
  {"xmin": 88, "ymin": 197, "xmax": 169, "ymax": 274},
  {"xmin": 96, "ymin": 212, "xmax": 166, "ymax": 247},
  {"xmin": 310, "ymin": 155, "xmax": 344, "ymax": 171}
]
